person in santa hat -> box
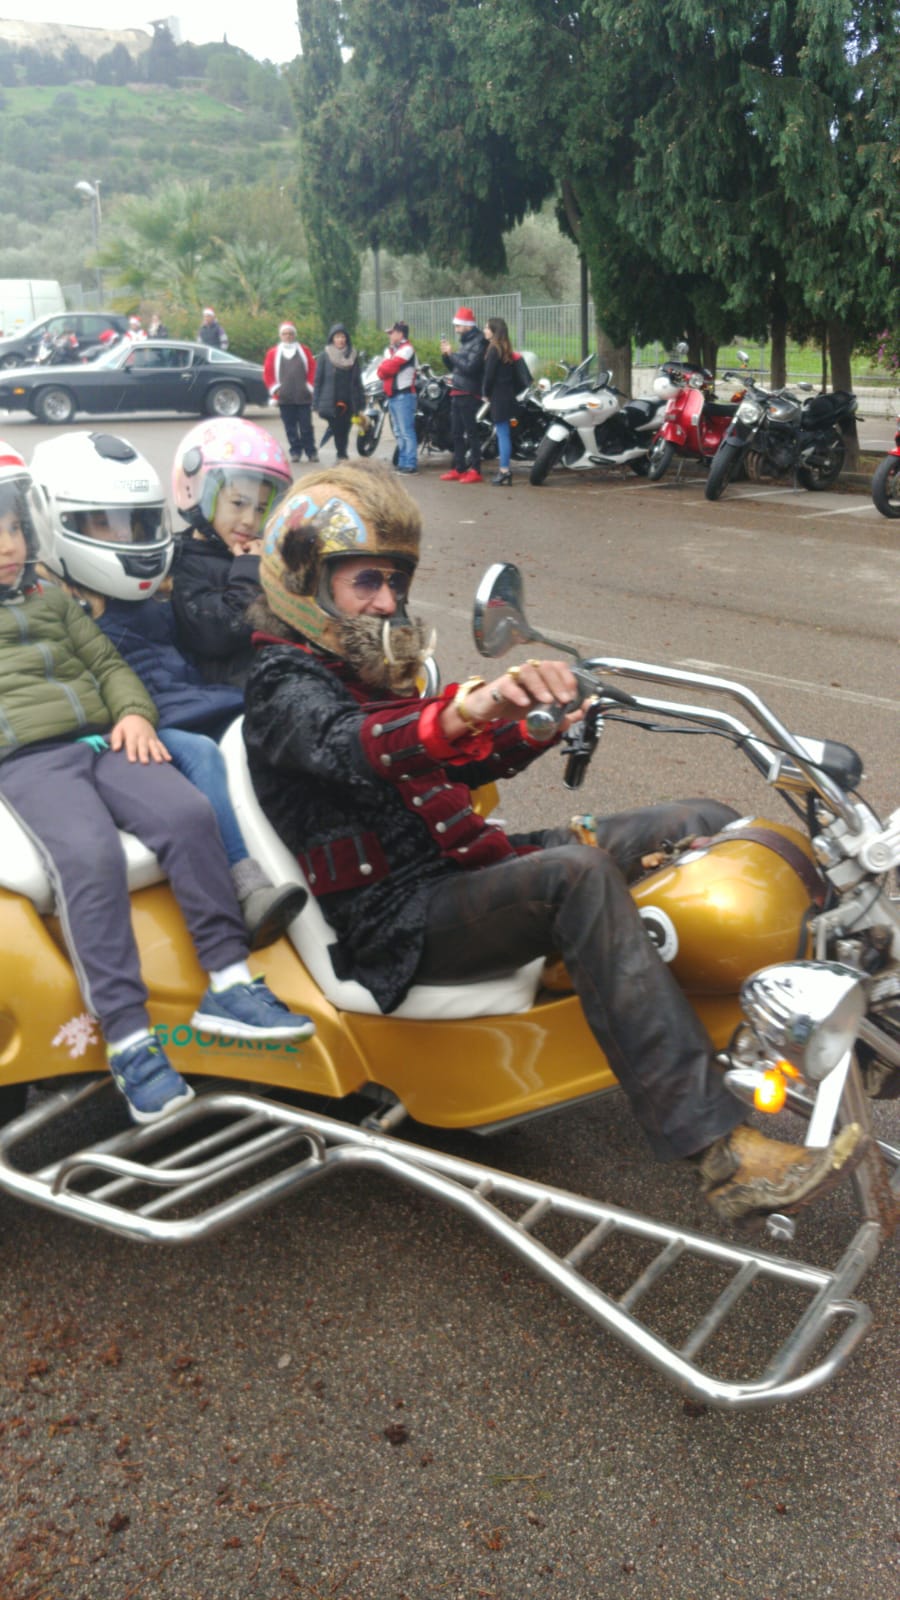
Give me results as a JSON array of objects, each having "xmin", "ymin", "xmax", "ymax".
[
  {"xmin": 263, "ymin": 322, "xmax": 319, "ymax": 464},
  {"xmin": 439, "ymin": 307, "xmax": 487, "ymax": 484}
]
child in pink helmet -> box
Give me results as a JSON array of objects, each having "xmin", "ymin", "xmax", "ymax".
[{"xmin": 170, "ymin": 417, "xmax": 292, "ymax": 688}]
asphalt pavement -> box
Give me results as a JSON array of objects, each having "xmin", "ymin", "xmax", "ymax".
[{"xmin": 1, "ymin": 411, "xmax": 898, "ymax": 1600}]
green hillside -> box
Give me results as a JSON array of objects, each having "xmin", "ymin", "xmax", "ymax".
[
  {"xmin": 0, "ymin": 38, "xmax": 298, "ymax": 291},
  {"xmin": 0, "ymin": 82, "xmax": 295, "ymax": 217}
]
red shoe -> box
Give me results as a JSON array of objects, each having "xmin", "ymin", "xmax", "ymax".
[
  {"xmin": 440, "ymin": 469, "xmax": 462, "ymax": 481},
  {"xmin": 458, "ymin": 468, "xmax": 483, "ymax": 484}
]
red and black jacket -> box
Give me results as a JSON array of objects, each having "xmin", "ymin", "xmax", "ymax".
[{"xmin": 243, "ymin": 638, "xmax": 552, "ymax": 1012}]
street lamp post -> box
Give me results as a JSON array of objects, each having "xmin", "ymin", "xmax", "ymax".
[{"xmin": 74, "ymin": 179, "xmax": 102, "ymax": 300}]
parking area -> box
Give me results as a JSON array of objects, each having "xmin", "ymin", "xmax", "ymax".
[{"xmin": 0, "ymin": 409, "xmax": 897, "ymax": 1600}]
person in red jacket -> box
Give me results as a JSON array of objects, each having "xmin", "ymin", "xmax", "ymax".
[
  {"xmin": 377, "ymin": 321, "xmax": 418, "ymax": 473},
  {"xmin": 263, "ymin": 323, "xmax": 319, "ymax": 464}
]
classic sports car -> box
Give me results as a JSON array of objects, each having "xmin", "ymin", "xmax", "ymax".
[{"xmin": 0, "ymin": 340, "xmax": 270, "ymax": 424}]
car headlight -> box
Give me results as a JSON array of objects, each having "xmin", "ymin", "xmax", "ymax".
[
  {"xmin": 737, "ymin": 398, "xmax": 763, "ymax": 425},
  {"xmin": 739, "ymin": 961, "xmax": 865, "ymax": 1082}
]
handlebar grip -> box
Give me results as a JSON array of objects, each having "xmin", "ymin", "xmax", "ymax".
[{"xmin": 563, "ymin": 750, "xmax": 593, "ymax": 790}]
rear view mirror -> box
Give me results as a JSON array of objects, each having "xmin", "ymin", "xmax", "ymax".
[{"xmin": 473, "ymin": 563, "xmax": 537, "ymax": 657}]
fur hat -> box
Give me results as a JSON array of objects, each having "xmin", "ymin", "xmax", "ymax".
[
  {"xmin": 259, "ymin": 462, "xmax": 421, "ymax": 656},
  {"xmin": 452, "ymin": 307, "xmax": 477, "ymax": 327}
]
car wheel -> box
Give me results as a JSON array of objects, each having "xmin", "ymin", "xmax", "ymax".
[
  {"xmin": 35, "ymin": 387, "xmax": 76, "ymax": 425},
  {"xmin": 204, "ymin": 384, "xmax": 246, "ymax": 418},
  {"xmin": 0, "ymin": 353, "xmax": 21, "ymax": 369}
]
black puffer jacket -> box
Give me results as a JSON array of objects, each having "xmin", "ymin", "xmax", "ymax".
[
  {"xmin": 442, "ymin": 326, "xmax": 487, "ymax": 395},
  {"xmin": 170, "ymin": 534, "xmax": 262, "ymax": 689},
  {"xmin": 97, "ymin": 596, "xmax": 243, "ymax": 732},
  {"xmin": 243, "ymin": 640, "xmax": 550, "ymax": 1012}
]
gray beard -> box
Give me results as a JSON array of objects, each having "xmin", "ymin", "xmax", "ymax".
[{"xmin": 336, "ymin": 613, "xmax": 433, "ymax": 695}]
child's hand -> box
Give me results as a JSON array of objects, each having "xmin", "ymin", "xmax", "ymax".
[
  {"xmin": 233, "ymin": 537, "xmax": 263, "ymax": 557},
  {"xmin": 109, "ymin": 716, "xmax": 171, "ymax": 765}
]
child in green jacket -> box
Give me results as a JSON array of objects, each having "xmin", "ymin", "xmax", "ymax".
[{"xmin": 0, "ymin": 442, "xmax": 313, "ymax": 1124}]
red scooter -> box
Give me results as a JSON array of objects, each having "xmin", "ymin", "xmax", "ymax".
[
  {"xmin": 871, "ymin": 413, "xmax": 900, "ymax": 517},
  {"xmin": 647, "ymin": 362, "xmax": 744, "ymax": 482}
]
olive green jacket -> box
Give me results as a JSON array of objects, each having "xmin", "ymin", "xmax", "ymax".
[{"xmin": 0, "ymin": 584, "xmax": 158, "ymax": 763}]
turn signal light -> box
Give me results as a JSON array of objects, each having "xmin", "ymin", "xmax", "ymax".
[{"xmin": 753, "ymin": 1068, "xmax": 787, "ymax": 1113}]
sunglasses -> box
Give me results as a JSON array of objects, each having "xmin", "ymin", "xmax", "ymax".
[{"xmin": 350, "ymin": 567, "xmax": 410, "ymax": 599}]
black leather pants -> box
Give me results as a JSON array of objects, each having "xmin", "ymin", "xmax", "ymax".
[{"xmin": 416, "ymin": 799, "xmax": 743, "ymax": 1161}]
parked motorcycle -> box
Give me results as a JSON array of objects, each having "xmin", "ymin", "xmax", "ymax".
[
  {"xmin": 870, "ymin": 413, "xmax": 900, "ymax": 518},
  {"xmin": 705, "ymin": 379, "xmax": 859, "ymax": 501},
  {"xmin": 355, "ymin": 354, "xmax": 391, "ymax": 459},
  {"xmin": 647, "ymin": 362, "xmax": 744, "ymax": 482},
  {"xmin": 401, "ymin": 363, "xmax": 492, "ymax": 466},
  {"xmin": 35, "ymin": 330, "xmax": 81, "ymax": 366},
  {"xmin": 529, "ymin": 357, "xmax": 667, "ymax": 485},
  {"xmin": 0, "ymin": 562, "xmax": 896, "ymax": 1407}
]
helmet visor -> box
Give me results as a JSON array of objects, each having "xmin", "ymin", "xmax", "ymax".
[
  {"xmin": 0, "ymin": 473, "xmax": 40, "ymax": 550},
  {"xmin": 201, "ymin": 467, "xmax": 289, "ymax": 534},
  {"xmin": 61, "ymin": 505, "xmax": 171, "ymax": 549}
]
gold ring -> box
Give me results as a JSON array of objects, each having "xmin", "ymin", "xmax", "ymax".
[{"xmin": 508, "ymin": 659, "xmax": 541, "ymax": 682}]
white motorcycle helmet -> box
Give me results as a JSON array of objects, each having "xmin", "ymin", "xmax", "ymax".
[{"xmin": 30, "ymin": 432, "xmax": 173, "ymax": 600}]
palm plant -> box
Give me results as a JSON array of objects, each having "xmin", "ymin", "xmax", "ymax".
[
  {"xmin": 97, "ymin": 181, "xmax": 219, "ymax": 304},
  {"xmin": 203, "ymin": 239, "xmax": 312, "ymax": 316}
]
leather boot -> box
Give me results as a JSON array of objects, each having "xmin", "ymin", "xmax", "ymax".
[{"xmin": 696, "ymin": 1123, "xmax": 866, "ymax": 1223}]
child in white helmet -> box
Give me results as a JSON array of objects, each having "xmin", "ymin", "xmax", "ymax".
[
  {"xmin": 0, "ymin": 440, "xmax": 314, "ymax": 1125},
  {"xmin": 31, "ymin": 430, "xmax": 307, "ymax": 950}
]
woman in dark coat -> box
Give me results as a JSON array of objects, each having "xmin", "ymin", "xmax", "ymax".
[
  {"xmin": 482, "ymin": 316, "xmax": 529, "ymax": 487},
  {"xmin": 313, "ymin": 323, "xmax": 365, "ymax": 461}
]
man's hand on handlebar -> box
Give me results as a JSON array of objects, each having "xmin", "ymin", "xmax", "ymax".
[{"xmin": 441, "ymin": 659, "xmax": 588, "ymax": 742}]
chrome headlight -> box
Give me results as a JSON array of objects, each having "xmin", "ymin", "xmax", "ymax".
[
  {"xmin": 737, "ymin": 397, "xmax": 763, "ymax": 425},
  {"xmin": 740, "ymin": 961, "xmax": 865, "ymax": 1082}
]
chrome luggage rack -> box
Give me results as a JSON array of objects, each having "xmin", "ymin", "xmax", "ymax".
[{"xmin": 1, "ymin": 1079, "xmax": 896, "ymax": 1411}]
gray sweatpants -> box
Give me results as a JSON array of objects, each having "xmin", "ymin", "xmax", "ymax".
[{"xmin": 0, "ymin": 742, "xmax": 248, "ymax": 1042}]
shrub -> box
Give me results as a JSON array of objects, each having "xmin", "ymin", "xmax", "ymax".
[{"xmin": 158, "ymin": 306, "xmax": 322, "ymax": 365}]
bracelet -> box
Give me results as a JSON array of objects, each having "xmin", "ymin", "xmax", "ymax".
[{"xmin": 453, "ymin": 676, "xmax": 488, "ymax": 731}]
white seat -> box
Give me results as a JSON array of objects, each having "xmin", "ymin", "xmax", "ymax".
[
  {"xmin": 0, "ymin": 797, "xmax": 164, "ymax": 915},
  {"xmin": 219, "ymin": 718, "xmax": 545, "ymax": 1020}
]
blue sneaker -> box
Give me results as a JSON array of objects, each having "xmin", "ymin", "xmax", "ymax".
[
  {"xmin": 190, "ymin": 976, "xmax": 315, "ymax": 1042},
  {"xmin": 108, "ymin": 1034, "xmax": 195, "ymax": 1124}
]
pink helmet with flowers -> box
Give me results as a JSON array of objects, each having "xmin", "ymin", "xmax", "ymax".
[{"xmin": 172, "ymin": 417, "xmax": 292, "ymax": 534}]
